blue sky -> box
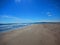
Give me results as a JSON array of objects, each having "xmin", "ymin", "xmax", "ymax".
[{"xmin": 0, "ymin": 0, "xmax": 60, "ymax": 23}]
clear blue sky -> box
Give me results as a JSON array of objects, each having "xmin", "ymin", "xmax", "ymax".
[{"xmin": 0, "ymin": 0, "xmax": 60, "ymax": 23}]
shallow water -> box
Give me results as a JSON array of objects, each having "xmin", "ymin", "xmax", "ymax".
[{"xmin": 0, "ymin": 24, "xmax": 28, "ymax": 32}]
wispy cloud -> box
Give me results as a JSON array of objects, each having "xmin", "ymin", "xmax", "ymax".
[
  {"xmin": 46, "ymin": 12, "xmax": 52, "ymax": 16},
  {"xmin": 15, "ymin": 0, "xmax": 32, "ymax": 4},
  {"xmin": 15, "ymin": 0, "xmax": 21, "ymax": 3},
  {"xmin": 1, "ymin": 15, "xmax": 34, "ymax": 23},
  {"xmin": 1, "ymin": 15, "xmax": 21, "ymax": 20}
]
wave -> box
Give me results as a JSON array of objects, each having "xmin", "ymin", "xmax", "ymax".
[{"xmin": 0, "ymin": 23, "xmax": 28, "ymax": 32}]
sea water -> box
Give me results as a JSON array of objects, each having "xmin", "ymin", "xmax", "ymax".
[{"xmin": 0, "ymin": 23, "xmax": 28, "ymax": 32}]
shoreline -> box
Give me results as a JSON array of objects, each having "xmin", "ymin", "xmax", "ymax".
[
  {"xmin": 0, "ymin": 24, "xmax": 32, "ymax": 33},
  {"xmin": 0, "ymin": 24, "xmax": 60, "ymax": 45}
]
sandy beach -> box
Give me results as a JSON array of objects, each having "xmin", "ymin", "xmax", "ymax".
[{"xmin": 0, "ymin": 24, "xmax": 60, "ymax": 45}]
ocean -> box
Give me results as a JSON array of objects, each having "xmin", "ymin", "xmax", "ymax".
[
  {"xmin": 0, "ymin": 22, "xmax": 59, "ymax": 32},
  {"xmin": 0, "ymin": 23, "xmax": 28, "ymax": 32}
]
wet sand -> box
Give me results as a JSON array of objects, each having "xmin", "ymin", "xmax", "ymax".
[{"xmin": 0, "ymin": 24, "xmax": 60, "ymax": 45}]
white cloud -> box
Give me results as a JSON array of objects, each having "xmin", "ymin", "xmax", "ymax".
[
  {"xmin": 1, "ymin": 15, "xmax": 21, "ymax": 20},
  {"xmin": 1, "ymin": 15, "xmax": 21, "ymax": 23},
  {"xmin": 48, "ymin": 14, "xmax": 52, "ymax": 16},
  {"xmin": 15, "ymin": 0, "xmax": 21, "ymax": 3},
  {"xmin": 46, "ymin": 12, "xmax": 52, "ymax": 16},
  {"xmin": 15, "ymin": 0, "xmax": 32, "ymax": 4},
  {"xmin": 1, "ymin": 15, "xmax": 34, "ymax": 23}
]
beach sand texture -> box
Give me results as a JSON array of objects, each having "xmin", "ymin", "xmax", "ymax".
[{"xmin": 0, "ymin": 24, "xmax": 60, "ymax": 45}]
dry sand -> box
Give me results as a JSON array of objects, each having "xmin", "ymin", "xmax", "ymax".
[{"xmin": 0, "ymin": 24, "xmax": 60, "ymax": 45}]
